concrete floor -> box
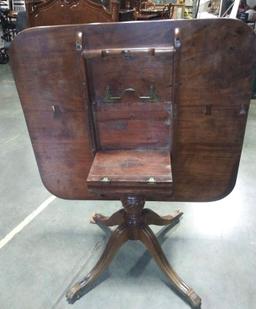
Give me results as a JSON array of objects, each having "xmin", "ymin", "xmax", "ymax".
[{"xmin": 0, "ymin": 63, "xmax": 256, "ymax": 309}]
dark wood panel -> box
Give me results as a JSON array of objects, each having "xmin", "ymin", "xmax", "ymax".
[
  {"xmin": 87, "ymin": 150, "xmax": 172, "ymax": 182},
  {"xmin": 96, "ymin": 102, "xmax": 172, "ymax": 149},
  {"xmin": 83, "ymin": 47, "xmax": 174, "ymax": 150},
  {"xmin": 87, "ymin": 53, "xmax": 174, "ymax": 104},
  {"xmin": 10, "ymin": 19, "xmax": 256, "ymax": 201},
  {"xmin": 87, "ymin": 150, "xmax": 173, "ymax": 199}
]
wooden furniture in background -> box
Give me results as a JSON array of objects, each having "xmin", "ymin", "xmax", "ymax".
[
  {"xmin": 10, "ymin": 19, "xmax": 256, "ymax": 308},
  {"xmin": 119, "ymin": 8, "xmax": 135, "ymax": 20},
  {"xmin": 25, "ymin": 0, "xmax": 120, "ymax": 27},
  {"xmin": 136, "ymin": 1, "xmax": 174, "ymax": 20},
  {"xmin": 172, "ymin": 3, "xmax": 185, "ymax": 18}
]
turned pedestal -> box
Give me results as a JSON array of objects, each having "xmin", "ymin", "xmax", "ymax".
[{"xmin": 66, "ymin": 196, "xmax": 201, "ymax": 308}]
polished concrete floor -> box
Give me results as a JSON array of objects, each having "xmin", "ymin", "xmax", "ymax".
[{"xmin": 0, "ymin": 63, "xmax": 256, "ymax": 309}]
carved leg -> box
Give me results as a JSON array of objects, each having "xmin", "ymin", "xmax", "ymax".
[
  {"xmin": 66, "ymin": 224, "xmax": 129, "ymax": 304},
  {"xmin": 143, "ymin": 208, "xmax": 183, "ymax": 226},
  {"xmin": 138, "ymin": 225, "xmax": 201, "ymax": 309},
  {"xmin": 66, "ymin": 196, "xmax": 200, "ymax": 307},
  {"xmin": 90, "ymin": 209, "xmax": 125, "ymax": 226}
]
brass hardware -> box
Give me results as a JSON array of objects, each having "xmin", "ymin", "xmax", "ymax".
[
  {"xmin": 239, "ymin": 103, "xmax": 247, "ymax": 115},
  {"xmin": 75, "ymin": 32, "xmax": 83, "ymax": 51},
  {"xmin": 103, "ymin": 85, "xmax": 159, "ymax": 103},
  {"xmin": 202, "ymin": 104, "xmax": 212, "ymax": 115},
  {"xmin": 174, "ymin": 28, "xmax": 181, "ymax": 49},
  {"xmin": 122, "ymin": 49, "xmax": 132, "ymax": 58},
  {"xmin": 101, "ymin": 50, "xmax": 110, "ymax": 57},
  {"xmin": 147, "ymin": 177, "xmax": 156, "ymax": 184},
  {"xmin": 100, "ymin": 176, "xmax": 111, "ymax": 183},
  {"xmin": 51, "ymin": 105, "xmax": 61, "ymax": 117},
  {"xmin": 82, "ymin": 46, "xmax": 175, "ymax": 59}
]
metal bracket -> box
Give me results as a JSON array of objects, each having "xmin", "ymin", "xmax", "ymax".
[
  {"xmin": 202, "ymin": 104, "xmax": 212, "ymax": 115},
  {"xmin": 51, "ymin": 105, "xmax": 61, "ymax": 118},
  {"xmin": 239, "ymin": 103, "xmax": 247, "ymax": 115},
  {"xmin": 174, "ymin": 28, "xmax": 181, "ymax": 49},
  {"xmin": 147, "ymin": 177, "xmax": 157, "ymax": 184},
  {"xmin": 103, "ymin": 85, "xmax": 159, "ymax": 103},
  {"xmin": 75, "ymin": 32, "xmax": 83, "ymax": 51},
  {"xmin": 100, "ymin": 176, "xmax": 111, "ymax": 183},
  {"xmin": 82, "ymin": 46, "xmax": 176, "ymax": 59}
]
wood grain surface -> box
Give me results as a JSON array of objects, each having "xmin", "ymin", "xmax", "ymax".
[
  {"xmin": 10, "ymin": 19, "xmax": 256, "ymax": 201},
  {"xmin": 86, "ymin": 150, "xmax": 173, "ymax": 199}
]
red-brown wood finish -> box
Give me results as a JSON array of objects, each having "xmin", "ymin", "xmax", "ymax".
[
  {"xmin": 10, "ymin": 19, "xmax": 256, "ymax": 202},
  {"xmin": 82, "ymin": 46, "xmax": 174, "ymax": 150},
  {"xmin": 66, "ymin": 196, "xmax": 201, "ymax": 308},
  {"xmin": 86, "ymin": 150, "xmax": 173, "ymax": 199},
  {"xmin": 87, "ymin": 150, "xmax": 172, "ymax": 182},
  {"xmin": 25, "ymin": 0, "xmax": 120, "ymax": 27}
]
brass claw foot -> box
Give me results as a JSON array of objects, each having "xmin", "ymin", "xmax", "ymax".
[
  {"xmin": 188, "ymin": 289, "xmax": 202, "ymax": 308},
  {"xmin": 66, "ymin": 282, "xmax": 82, "ymax": 304},
  {"xmin": 66, "ymin": 225, "xmax": 128, "ymax": 304},
  {"xmin": 138, "ymin": 225, "xmax": 201, "ymax": 309},
  {"xmin": 90, "ymin": 213, "xmax": 108, "ymax": 224}
]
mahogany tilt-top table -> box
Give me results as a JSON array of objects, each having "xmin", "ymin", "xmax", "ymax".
[{"xmin": 10, "ymin": 19, "xmax": 256, "ymax": 308}]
